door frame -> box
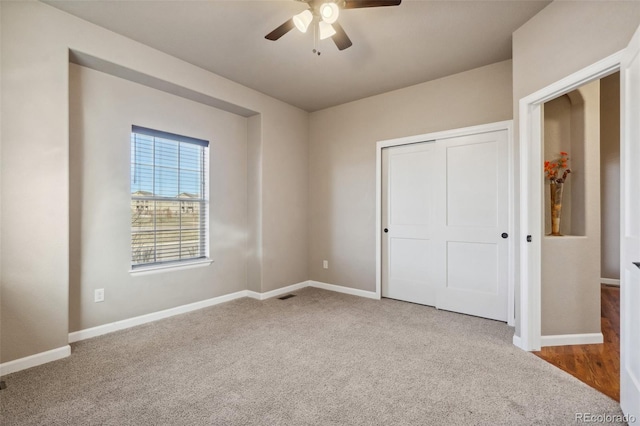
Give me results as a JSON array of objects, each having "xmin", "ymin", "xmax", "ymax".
[
  {"xmin": 375, "ymin": 120, "xmax": 515, "ymax": 326},
  {"xmin": 516, "ymin": 51, "xmax": 623, "ymax": 351}
]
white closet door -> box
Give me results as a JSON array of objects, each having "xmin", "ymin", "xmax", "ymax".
[
  {"xmin": 436, "ymin": 130, "xmax": 509, "ymax": 321},
  {"xmin": 382, "ymin": 141, "xmax": 445, "ymax": 306},
  {"xmin": 382, "ymin": 130, "xmax": 508, "ymax": 322}
]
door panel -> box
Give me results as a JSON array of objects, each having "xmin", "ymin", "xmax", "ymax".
[
  {"xmin": 438, "ymin": 131, "xmax": 508, "ymax": 321},
  {"xmin": 447, "ymin": 140, "xmax": 499, "ymax": 228},
  {"xmin": 390, "ymin": 149, "xmax": 435, "ymax": 235},
  {"xmin": 388, "ymin": 238, "xmax": 437, "ymax": 305},
  {"xmin": 447, "ymin": 241, "xmax": 498, "ymax": 294},
  {"xmin": 382, "ymin": 142, "xmax": 444, "ymax": 306},
  {"xmin": 620, "ymin": 22, "xmax": 640, "ymax": 421}
]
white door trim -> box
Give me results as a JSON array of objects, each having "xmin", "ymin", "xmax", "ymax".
[
  {"xmin": 517, "ymin": 51, "xmax": 623, "ymax": 351},
  {"xmin": 376, "ymin": 120, "xmax": 515, "ymax": 326}
]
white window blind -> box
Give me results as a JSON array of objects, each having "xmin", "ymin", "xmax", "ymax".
[{"xmin": 130, "ymin": 126, "xmax": 209, "ymax": 268}]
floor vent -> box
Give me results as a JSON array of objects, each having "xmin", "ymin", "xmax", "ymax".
[
  {"xmin": 0, "ymin": 381, "xmax": 6, "ymax": 390},
  {"xmin": 278, "ymin": 294, "xmax": 296, "ymax": 300}
]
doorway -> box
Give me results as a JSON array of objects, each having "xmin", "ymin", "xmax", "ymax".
[
  {"xmin": 533, "ymin": 72, "xmax": 621, "ymax": 401},
  {"xmin": 516, "ymin": 50, "xmax": 621, "ymax": 351}
]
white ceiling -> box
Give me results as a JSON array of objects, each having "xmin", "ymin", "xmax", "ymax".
[{"xmin": 45, "ymin": 0, "xmax": 550, "ymax": 112}]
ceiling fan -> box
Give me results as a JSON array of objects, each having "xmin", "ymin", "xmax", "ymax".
[{"xmin": 265, "ymin": 0, "xmax": 402, "ymax": 53}]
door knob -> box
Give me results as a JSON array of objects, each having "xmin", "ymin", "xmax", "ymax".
[
  {"xmin": 384, "ymin": 228, "xmax": 389, "ymax": 233},
  {"xmin": 501, "ymin": 233, "xmax": 508, "ymax": 239},
  {"xmin": 633, "ymin": 262, "xmax": 640, "ymax": 269}
]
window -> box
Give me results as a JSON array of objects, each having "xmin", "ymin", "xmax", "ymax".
[{"xmin": 130, "ymin": 126, "xmax": 209, "ymax": 269}]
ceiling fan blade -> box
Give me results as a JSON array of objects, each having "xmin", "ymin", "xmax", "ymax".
[
  {"xmin": 343, "ymin": 0, "xmax": 401, "ymax": 9},
  {"xmin": 265, "ymin": 19, "xmax": 295, "ymax": 41},
  {"xmin": 332, "ymin": 22, "xmax": 353, "ymax": 51}
]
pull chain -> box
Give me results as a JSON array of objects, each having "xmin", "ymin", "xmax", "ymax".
[{"xmin": 312, "ymin": 19, "xmax": 321, "ymax": 56}]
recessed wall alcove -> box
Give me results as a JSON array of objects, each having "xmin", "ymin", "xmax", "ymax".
[{"xmin": 543, "ymin": 89, "xmax": 588, "ymax": 237}]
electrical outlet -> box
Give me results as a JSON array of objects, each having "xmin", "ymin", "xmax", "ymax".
[
  {"xmin": 323, "ymin": 260, "xmax": 329, "ymax": 269},
  {"xmin": 94, "ymin": 288, "xmax": 105, "ymax": 303}
]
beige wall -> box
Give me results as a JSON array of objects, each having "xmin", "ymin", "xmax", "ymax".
[
  {"xmin": 512, "ymin": 1, "xmax": 640, "ymax": 336},
  {"xmin": 600, "ymin": 73, "xmax": 621, "ymax": 281},
  {"xmin": 308, "ymin": 60, "xmax": 513, "ymax": 291},
  {"xmin": 1, "ymin": 1, "xmax": 308, "ymax": 363},
  {"xmin": 69, "ymin": 64, "xmax": 248, "ymax": 331},
  {"xmin": 541, "ymin": 81, "xmax": 601, "ymax": 336},
  {"xmin": 261, "ymin": 106, "xmax": 309, "ymax": 292}
]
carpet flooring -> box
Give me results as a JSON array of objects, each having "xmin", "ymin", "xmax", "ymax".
[{"xmin": 0, "ymin": 287, "xmax": 624, "ymax": 425}]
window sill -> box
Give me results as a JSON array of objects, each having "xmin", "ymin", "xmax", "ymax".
[{"xmin": 129, "ymin": 258, "xmax": 213, "ymax": 276}]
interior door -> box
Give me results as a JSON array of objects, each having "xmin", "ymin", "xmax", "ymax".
[
  {"xmin": 381, "ymin": 141, "xmax": 445, "ymax": 306},
  {"xmin": 382, "ymin": 130, "xmax": 509, "ymax": 322},
  {"xmin": 437, "ymin": 131, "xmax": 509, "ymax": 321},
  {"xmin": 620, "ymin": 23, "xmax": 640, "ymax": 421}
]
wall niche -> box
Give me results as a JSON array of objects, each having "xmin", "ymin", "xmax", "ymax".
[{"xmin": 543, "ymin": 81, "xmax": 599, "ymax": 237}]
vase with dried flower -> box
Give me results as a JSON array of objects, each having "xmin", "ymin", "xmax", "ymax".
[{"xmin": 544, "ymin": 152, "xmax": 571, "ymax": 236}]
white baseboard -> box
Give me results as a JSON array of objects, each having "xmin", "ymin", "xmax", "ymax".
[
  {"xmin": 69, "ymin": 280, "xmax": 374, "ymax": 345},
  {"xmin": 246, "ymin": 281, "xmax": 310, "ymax": 301},
  {"xmin": 68, "ymin": 290, "xmax": 248, "ymax": 343},
  {"xmin": 540, "ymin": 333, "xmax": 604, "ymax": 347},
  {"xmin": 309, "ymin": 280, "xmax": 380, "ymax": 300},
  {"xmin": 245, "ymin": 290, "xmax": 262, "ymax": 300},
  {"xmin": 0, "ymin": 345, "xmax": 71, "ymax": 376},
  {"xmin": 601, "ymin": 278, "xmax": 620, "ymax": 286},
  {"xmin": 512, "ymin": 334, "xmax": 522, "ymax": 349},
  {"xmin": 248, "ymin": 280, "xmax": 378, "ymax": 300}
]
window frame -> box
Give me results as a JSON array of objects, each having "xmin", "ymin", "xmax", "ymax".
[{"xmin": 129, "ymin": 125, "xmax": 210, "ymax": 272}]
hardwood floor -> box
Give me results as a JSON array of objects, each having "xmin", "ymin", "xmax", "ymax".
[{"xmin": 533, "ymin": 284, "xmax": 620, "ymax": 401}]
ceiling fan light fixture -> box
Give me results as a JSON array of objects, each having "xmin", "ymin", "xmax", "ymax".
[
  {"xmin": 319, "ymin": 21, "xmax": 336, "ymax": 40},
  {"xmin": 293, "ymin": 10, "xmax": 313, "ymax": 33},
  {"xmin": 320, "ymin": 2, "xmax": 339, "ymax": 24}
]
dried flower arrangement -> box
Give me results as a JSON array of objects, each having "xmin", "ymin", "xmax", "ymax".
[
  {"xmin": 544, "ymin": 151, "xmax": 571, "ymax": 183},
  {"xmin": 544, "ymin": 151, "xmax": 571, "ymax": 236}
]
